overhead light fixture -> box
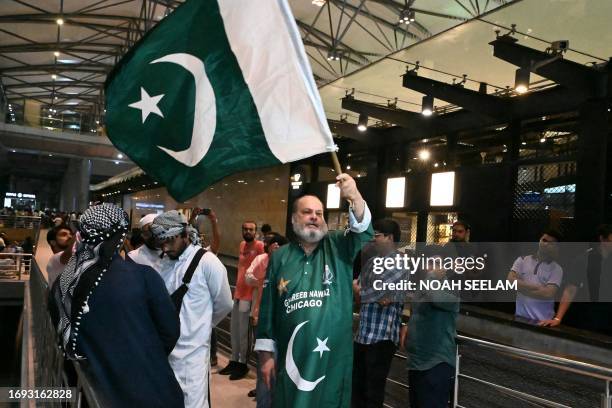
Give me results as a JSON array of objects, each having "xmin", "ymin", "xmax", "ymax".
[
  {"xmin": 114, "ymin": 161, "xmax": 120, "ymax": 165},
  {"xmin": 117, "ymin": 153, "xmax": 124, "ymax": 159},
  {"xmin": 421, "ymin": 95, "xmax": 434, "ymax": 116},
  {"xmin": 312, "ymin": 0, "xmax": 326, "ymax": 5},
  {"xmin": 51, "ymin": 74, "xmax": 57, "ymax": 80},
  {"xmin": 56, "ymin": 18, "xmax": 64, "ymax": 25},
  {"xmin": 326, "ymin": 49, "xmax": 340, "ymax": 61},
  {"xmin": 540, "ymin": 137, "xmax": 546, "ymax": 143},
  {"xmin": 357, "ymin": 113, "xmax": 368, "ymax": 132},
  {"xmin": 399, "ymin": 9, "xmax": 415, "ymax": 24},
  {"xmin": 418, "ymin": 149, "xmax": 431, "ymax": 161},
  {"xmin": 53, "ymin": 51, "xmax": 60, "ymax": 57},
  {"xmin": 514, "ymin": 67, "xmax": 530, "ymax": 94}
]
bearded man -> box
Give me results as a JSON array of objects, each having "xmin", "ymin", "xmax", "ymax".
[
  {"xmin": 219, "ymin": 220, "xmax": 265, "ymax": 380},
  {"xmin": 128, "ymin": 213, "xmax": 162, "ymax": 271},
  {"xmin": 151, "ymin": 210, "xmax": 233, "ymax": 408},
  {"xmin": 255, "ymin": 173, "xmax": 373, "ymax": 408}
]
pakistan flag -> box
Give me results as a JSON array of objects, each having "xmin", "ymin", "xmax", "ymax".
[{"xmin": 105, "ymin": 0, "xmax": 334, "ymax": 202}]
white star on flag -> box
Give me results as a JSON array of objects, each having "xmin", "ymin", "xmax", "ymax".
[
  {"xmin": 128, "ymin": 87, "xmax": 165, "ymax": 123},
  {"xmin": 313, "ymin": 337, "xmax": 330, "ymax": 358}
]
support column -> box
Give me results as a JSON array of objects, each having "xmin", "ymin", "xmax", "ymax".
[
  {"xmin": 60, "ymin": 158, "xmax": 91, "ymax": 212},
  {"xmin": 574, "ymin": 100, "xmax": 608, "ymax": 240}
]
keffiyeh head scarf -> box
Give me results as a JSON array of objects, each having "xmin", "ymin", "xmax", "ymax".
[
  {"xmin": 150, "ymin": 210, "xmax": 200, "ymax": 245},
  {"xmin": 52, "ymin": 203, "xmax": 129, "ymax": 360}
]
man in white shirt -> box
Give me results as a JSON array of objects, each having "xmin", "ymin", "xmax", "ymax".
[
  {"xmin": 151, "ymin": 211, "xmax": 233, "ymax": 408},
  {"xmin": 128, "ymin": 213, "xmax": 162, "ymax": 272}
]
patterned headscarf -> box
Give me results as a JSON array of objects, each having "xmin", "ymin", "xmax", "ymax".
[
  {"xmin": 150, "ymin": 210, "xmax": 200, "ymax": 245},
  {"xmin": 52, "ymin": 203, "xmax": 129, "ymax": 360}
]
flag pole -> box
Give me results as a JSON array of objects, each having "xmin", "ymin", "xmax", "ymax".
[{"xmin": 331, "ymin": 151, "xmax": 342, "ymax": 174}]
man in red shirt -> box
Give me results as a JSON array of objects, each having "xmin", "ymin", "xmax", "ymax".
[{"xmin": 219, "ymin": 221, "xmax": 264, "ymax": 380}]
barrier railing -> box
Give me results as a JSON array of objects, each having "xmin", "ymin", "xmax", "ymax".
[
  {"xmin": 0, "ymin": 253, "xmax": 32, "ymax": 280},
  {"xmin": 454, "ymin": 335, "xmax": 612, "ymax": 408},
  {"xmin": 0, "ymin": 215, "xmax": 41, "ymax": 230},
  {"xmin": 22, "ymin": 259, "xmax": 102, "ymax": 407},
  {"xmin": 351, "ymin": 311, "xmax": 612, "ymax": 408}
]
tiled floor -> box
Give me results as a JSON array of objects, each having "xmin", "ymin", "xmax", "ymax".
[{"xmin": 211, "ymin": 353, "xmax": 257, "ymax": 407}]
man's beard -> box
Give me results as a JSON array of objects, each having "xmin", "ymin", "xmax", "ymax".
[
  {"xmin": 292, "ymin": 220, "xmax": 329, "ymax": 244},
  {"xmin": 243, "ymin": 234, "xmax": 254, "ymax": 242}
]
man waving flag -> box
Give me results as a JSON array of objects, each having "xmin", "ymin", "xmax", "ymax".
[{"xmin": 105, "ymin": 0, "xmax": 334, "ymax": 202}]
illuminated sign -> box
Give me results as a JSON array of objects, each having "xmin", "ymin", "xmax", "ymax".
[
  {"xmin": 291, "ymin": 173, "xmax": 303, "ymax": 190},
  {"xmin": 135, "ymin": 203, "xmax": 165, "ymax": 209},
  {"xmin": 326, "ymin": 184, "xmax": 341, "ymax": 209},
  {"xmin": 385, "ymin": 177, "xmax": 406, "ymax": 208},
  {"xmin": 5, "ymin": 192, "xmax": 35, "ymax": 199},
  {"xmin": 430, "ymin": 172, "xmax": 455, "ymax": 206}
]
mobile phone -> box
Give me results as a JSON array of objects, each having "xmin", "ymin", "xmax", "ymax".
[{"xmin": 201, "ymin": 208, "xmax": 211, "ymax": 216}]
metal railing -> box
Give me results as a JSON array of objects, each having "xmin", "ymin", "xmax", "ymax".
[
  {"xmin": 22, "ymin": 259, "xmax": 102, "ymax": 407},
  {"xmin": 0, "ymin": 215, "xmax": 41, "ymax": 230},
  {"xmin": 0, "ymin": 253, "xmax": 32, "ymax": 280},
  {"xmin": 454, "ymin": 335, "xmax": 612, "ymax": 408}
]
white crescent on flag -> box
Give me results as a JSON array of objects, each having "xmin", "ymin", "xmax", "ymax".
[{"xmin": 151, "ymin": 53, "xmax": 217, "ymax": 167}]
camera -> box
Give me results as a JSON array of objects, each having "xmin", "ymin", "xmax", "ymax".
[
  {"xmin": 201, "ymin": 208, "xmax": 211, "ymax": 216},
  {"xmin": 551, "ymin": 40, "xmax": 569, "ymax": 53}
]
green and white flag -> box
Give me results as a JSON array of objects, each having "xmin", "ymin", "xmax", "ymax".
[{"xmin": 105, "ymin": 0, "xmax": 334, "ymax": 202}]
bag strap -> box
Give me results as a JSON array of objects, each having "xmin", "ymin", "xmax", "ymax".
[{"xmin": 182, "ymin": 248, "xmax": 206, "ymax": 285}]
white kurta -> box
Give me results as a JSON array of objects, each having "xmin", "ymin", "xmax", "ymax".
[
  {"xmin": 128, "ymin": 245, "xmax": 163, "ymax": 272},
  {"xmin": 158, "ymin": 244, "xmax": 233, "ymax": 408}
]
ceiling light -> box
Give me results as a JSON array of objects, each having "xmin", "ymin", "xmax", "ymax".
[
  {"xmin": 418, "ymin": 149, "xmax": 431, "ymax": 161},
  {"xmin": 357, "ymin": 113, "xmax": 368, "ymax": 132},
  {"xmin": 521, "ymin": 141, "xmax": 527, "ymax": 145},
  {"xmin": 312, "ymin": 0, "xmax": 326, "ymax": 5},
  {"xmin": 51, "ymin": 74, "xmax": 57, "ymax": 80},
  {"xmin": 399, "ymin": 9, "xmax": 415, "ymax": 24},
  {"xmin": 53, "ymin": 51, "xmax": 60, "ymax": 57},
  {"xmin": 421, "ymin": 95, "xmax": 434, "ymax": 116},
  {"xmin": 96, "ymin": 120, "xmax": 99, "ymax": 124},
  {"xmin": 326, "ymin": 49, "xmax": 340, "ymax": 61},
  {"xmin": 346, "ymin": 165, "xmax": 351, "ymax": 170},
  {"xmin": 514, "ymin": 67, "xmax": 530, "ymax": 94},
  {"xmin": 117, "ymin": 153, "xmax": 123, "ymax": 159},
  {"xmin": 540, "ymin": 137, "xmax": 546, "ymax": 143},
  {"xmin": 56, "ymin": 18, "xmax": 64, "ymax": 25}
]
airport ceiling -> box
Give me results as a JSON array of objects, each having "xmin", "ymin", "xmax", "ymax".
[
  {"xmin": 0, "ymin": 0, "xmax": 610, "ymax": 123},
  {"xmin": 0, "ymin": 0, "xmax": 518, "ymax": 116}
]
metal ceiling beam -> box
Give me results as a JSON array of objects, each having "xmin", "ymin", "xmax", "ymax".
[
  {"xmin": 6, "ymin": 82, "xmax": 104, "ymax": 89},
  {"xmin": 327, "ymin": 119, "xmax": 383, "ymax": 144},
  {"xmin": 490, "ymin": 36, "xmax": 608, "ymax": 97},
  {"xmin": 296, "ymin": 20, "xmax": 371, "ymax": 65},
  {"xmin": 1, "ymin": 63, "xmax": 112, "ymax": 74},
  {"xmin": 328, "ymin": 0, "xmax": 420, "ymax": 41},
  {"xmin": 344, "ymin": 85, "xmax": 589, "ymax": 144},
  {"xmin": 402, "ymin": 71, "xmax": 512, "ymax": 118},
  {"xmin": 341, "ymin": 94, "xmax": 426, "ymax": 129}
]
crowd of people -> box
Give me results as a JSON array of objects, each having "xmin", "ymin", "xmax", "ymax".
[{"xmin": 13, "ymin": 169, "xmax": 605, "ymax": 408}]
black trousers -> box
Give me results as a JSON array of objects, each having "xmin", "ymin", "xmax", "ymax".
[
  {"xmin": 408, "ymin": 363, "xmax": 455, "ymax": 408},
  {"xmin": 352, "ymin": 340, "xmax": 397, "ymax": 408},
  {"xmin": 210, "ymin": 327, "xmax": 217, "ymax": 357}
]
